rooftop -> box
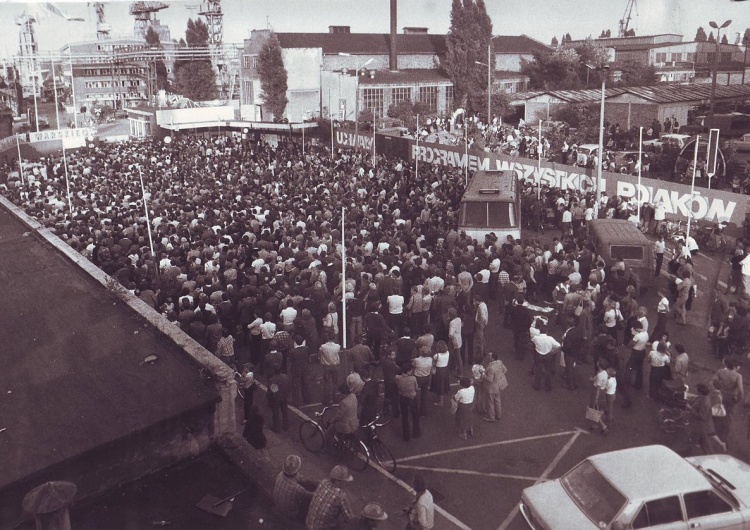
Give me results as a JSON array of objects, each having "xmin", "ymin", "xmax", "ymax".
[
  {"xmin": 590, "ymin": 445, "xmax": 708, "ymax": 500},
  {"xmin": 0, "ymin": 200, "xmax": 218, "ymax": 499}
]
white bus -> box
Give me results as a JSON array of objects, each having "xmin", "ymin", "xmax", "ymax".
[{"xmin": 458, "ymin": 170, "xmax": 521, "ymax": 243}]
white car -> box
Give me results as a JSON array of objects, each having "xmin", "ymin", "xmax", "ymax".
[
  {"xmin": 519, "ymin": 445, "xmax": 750, "ymax": 529},
  {"xmin": 576, "ymin": 144, "xmax": 599, "ymax": 166},
  {"xmin": 643, "ymin": 133, "xmax": 691, "ymax": 151},
  {"xmin": 729, "ymin": 133, "xmax": 750, "ymax": 153}
]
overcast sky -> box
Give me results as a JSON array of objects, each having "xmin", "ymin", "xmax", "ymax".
[{"xmin": 0, "ymin": 0, "xmax": 749, "ymax": 56}]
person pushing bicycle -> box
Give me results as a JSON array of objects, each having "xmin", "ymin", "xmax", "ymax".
[{"xmin": 324, "ymin": 383, "xmax": 360, "ymax": 450}]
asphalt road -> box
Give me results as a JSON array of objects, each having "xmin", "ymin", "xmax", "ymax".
[{"xmin": 276, "ymin": 228, "xmax": 749, "ymax": 530}]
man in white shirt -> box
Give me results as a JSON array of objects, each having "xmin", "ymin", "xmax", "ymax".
[
  {"xmin": 740, "ymin": 251, "xmax": 750, "ymax": 298},
  {"xmin": 626, "ymin": 321, "xmax": 649, "ymax": 391},
  {"xmin": 531, "ymin": 323, "xmax": 561, "ymax": 392}
]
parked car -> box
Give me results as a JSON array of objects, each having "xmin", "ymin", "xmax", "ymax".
[
  {"xmin": 576, "ymin": 144, "xmax": 599, "ymax": 166},
  {"xmin": 519, "ymin": 445, "xmax": 750, "ymax": 530},
  {"xmin": 643, "ymin": 133, "xmax": 692, "ymax": 151},
  {"xmin": 729, "ymin": 133, "xmax": 750, "ymax": 153}
]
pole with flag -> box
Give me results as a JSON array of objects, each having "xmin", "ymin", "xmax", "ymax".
[
  {"xmin": 464, "ymin": 122, "xmax": 469, "ymax": 186},
  {"xmin": 341, "ymin": 206, "xmax": 347, "ymax": 350},
  {"xmin": 686, "ymin": 137, "xmax": 700, "ymax": 241},
  {"xmin": 372, "ymin": 106, "xmax": 376, "ymax": 166},
  {"xmin": 15, "ymin": 135, "xmax": 25, "ymax": 186}
]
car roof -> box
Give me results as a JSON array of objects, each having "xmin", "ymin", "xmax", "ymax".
[
  {"xmin": 662, "ymin": 134, "xmax": 690, "ymax": 139},
  {"xmin": 590, "ymin": 445, "xmax": 708, "ymax": 500},
  {"xmin": 578, "ymin": 144, "xmax": 599, "ymax": 150}
]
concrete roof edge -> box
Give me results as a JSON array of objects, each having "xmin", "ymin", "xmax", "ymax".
[{"xmin": 0, "ymin": 195, "xmax": 234, "ymax": 385}]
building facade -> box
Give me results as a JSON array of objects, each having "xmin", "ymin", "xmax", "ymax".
[{"xmin": 240, "ymin": 28, "xmax": 548, "ymax": 122}]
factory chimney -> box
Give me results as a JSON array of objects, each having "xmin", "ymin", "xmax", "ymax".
[{"xmin": 389, "ymin": 0, "xmax": 398, "ymax": 71}]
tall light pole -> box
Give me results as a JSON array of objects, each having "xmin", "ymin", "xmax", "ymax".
[
  {"xmin": 708, "ymin": 20, "xmax": 731, "ymax": 131},
  {"xmin": 587, "ymin": 63, "xmax": 609, "ymax": 218},
  {"xmin": 337, "ymin": 53, "xmax": 373, "ymax": 150},
  {"xmin": 474, "ymin": 43, "xmax": 492, "ymax": 127}
]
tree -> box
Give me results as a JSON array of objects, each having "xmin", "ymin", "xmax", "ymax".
[
  {"xmin": 521, "ymin": 49, "xmax": 581, "ymax": 90},
  {"xmin": 708, "ymin": 31, "xmax": 716, "ymax": 43},
  {"xmin": 145, "ymin": 26, "xmax": 168, "ymax": 91},
  {"xmin": 721, "ymin": 34, "xmax": 728, "ymax": 44},
  {"xmin": 564, "ymin": 32, "xmax": 572, "ymax": 43},
  {"xmin": 624, "ymin": 28, "xmax": 636, "ymax": 37},
  {"xmin": 573, "ymin": 38, "xmax": 609, "ymax": 86},
  {"xmin": 696, "ymin": 27, "xmax": 708, "ymax": 42},
  {"xmin": 605, "ymin": 29, "xmax": 612, "ymax": 38},
  {"xmin": 257, "ymin": 33, "xmax": 288, "ymax": 120},
  {"xmin": 173, "ymin": 18, "xmax": 216, "ymax": 100},
  {"xmin": 599, "ymin": 30, "xmax": 607, "ymax": 38},
  {"xmin": 616, "ymin": 59, "xmax": 658, "ymax": 87},
  {"xmin": 550, "ymin": 36, "xmax": 559, "ymax": 47},
  {"xmin": 443, "ymin": 0, "xmax": 494, "ymax": 115},
  {"xmin": 743, "ymin": 28, "xmax": 750, "ymax": 46}
]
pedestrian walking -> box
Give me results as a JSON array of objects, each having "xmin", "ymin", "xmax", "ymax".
[
  {"xmin": 481, "ymin": 352, "xmax": 508, "ymax": 422},
  {"xmin": 647, "ymin": 341, "xmax": 671, "ymax": 401},
  {"xmin": 396, "ymin": 365, "xmax": 421, "ymax": 441}
]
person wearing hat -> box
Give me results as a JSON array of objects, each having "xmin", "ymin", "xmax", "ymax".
[
  {"xmin": 356, "ymin": 502, "xmax": 388, "ymax": 529},
  {"xmin": 273, "ymin": 454, "xmax": 317, "ymax": 523},
  {"xmin": 306, "ymin": 465, "xmax": 354, "ymax": 530}
]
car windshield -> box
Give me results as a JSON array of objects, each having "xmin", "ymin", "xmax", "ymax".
[{"xmin": 561, "ymin": 460, "xmax": 627, "ymax": 527}]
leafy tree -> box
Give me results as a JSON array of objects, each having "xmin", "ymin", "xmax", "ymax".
[
  {"xmin": 257, "ymin": 33, "xmax": 288, "ymax": 120},
  {"xmin": 550, "ymin": 36, "xmax": 559, "ymax": 47},
  {"xmin": 174, "ymin": 61, "xmax": 216, "ymax": 101},
  {"xmin": 443, "ymin": 0, "xmax": 494, "ymax": 115},
  {"xmin": 599, "ymin": 30, "xmax": 606, "ymax": 38},
  {"xmin": 605, "ymin": 29, "xmax": 612, "ymax": 37},
  {"xmin": 564, "ymin": 32, "xmax": 572, "ymax": 43},
  {"xmin": 721, "ymin": 34, "xmax": 728, "ymax": 44},
  {"xmin": 708, "ymin": 31, "xmax": 716, "ymax": 43},
  {"xmin": 743, "ymin": 28, "xmax": 750, "ymax": 46},
  {"xmin": 696, "ymin": 26, "xmax": 708, "ymax": 42},
  {"xmin": 173, "ymin": 18, "xmax": 216, "ymax": 100},
  {"xmin": 521, "ymin": 49, "xmax": 581, "ymax": 90},
  {"xmin": 573, "ymin": 38, "xmax": 609, "ymax": 86},
  {"xmin": 551, "ymin": 103, "xmax": 601, "ymax": 143},
  {"xmin": 624, "ymin": 28, "xmax": 636, "ymax": 37},
  {"xmin": 145, "ymin": 26, "xmax": 168, "ymax": 91},
  {"xmin": 616, "ymin": 58, "xmax": 658, "ymax": 87}
]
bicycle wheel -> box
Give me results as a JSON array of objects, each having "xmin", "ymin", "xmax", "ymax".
[
  {"xmin": 661, "ymin": 418, "xmax": 678, "ymax": 434},
  {"xmin": 299, "ymin": 421, "xmax": 324, "ymax": 453},
  {"xmin": 371, "ymin": 438, "xmax": 396, "ymax": 474},
  {"xmin": 341, "ymin": 437, "xmax": 369, "ymax": 472}
]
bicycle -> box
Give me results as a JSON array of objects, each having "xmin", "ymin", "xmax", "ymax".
[
  {"xmin": 299, "ymin": 405, "xmax": 370, "ymax": 472},
  {"xmin": 361, "ymin": 414, "xmax": 396, "ymax": 473},
  {"xmin": 658, "ymin": 406, "xmax": 690, "ymax": 434}
]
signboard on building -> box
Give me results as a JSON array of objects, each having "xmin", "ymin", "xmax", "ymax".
[{"xmin": 28, "ymin": 127, "xmax": 93, "ymax": 144}]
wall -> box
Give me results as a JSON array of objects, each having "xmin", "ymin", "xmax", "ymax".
[
  {"xmin": 156, "ymin": 106, "xmax": 234, "ymax": 126},
  {"xmin": 495, "ymin": 53, "xmax": 532, "ymax": 72},
  {"xmin": 525, "ymin": 96, "xmax": 567, "ymax": 122},
  {"xmin": 606, "ymin": 101, "xmax": 660, "ymax": 130},
  {"xmin": 283, "ymin": 48, "xmax": 323, "ymax": 121}
]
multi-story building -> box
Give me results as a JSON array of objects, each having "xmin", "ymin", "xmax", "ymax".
[
  {"xmin": 240, "ymin": 26, "xmax": 549, "ymax": 122},
  {"xmin": 61, "ymin": 39, "xmax": 153, "ymax": 110},
  {"xmin": 567, "ymin": 34, "xmax": 748, "ymax": 85}
]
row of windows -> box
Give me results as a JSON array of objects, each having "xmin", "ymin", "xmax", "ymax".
[
  {"xmin": 85, "ymin": 91, "xmax": 145, "ymax": 100},
  {"xmin": 83, "ymin": 80, "xmax": 144, "ymax": 89},
  {"xmin": 360, "ymin": 86, "xmax": 450, "ymax": 117},
  {"xmin": 655, "ymin": 52, "xmax": 696, "ymax": 63},
  {"xmin": 242, "ymin": 55, "xmax": 258, "ymax": 69},
  {"xmin": 77, "ymin": 67, "xmax": 147, "ymax": 77}
]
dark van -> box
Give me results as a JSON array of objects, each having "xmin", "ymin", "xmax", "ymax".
[{"xmin": 588, "ymin": 219, "xmax": 654, "ymax": 290}]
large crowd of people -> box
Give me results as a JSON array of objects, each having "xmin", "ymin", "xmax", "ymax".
[{"xmin": 1, "ymin": 131, "xmax": 748, "ymax": 474}]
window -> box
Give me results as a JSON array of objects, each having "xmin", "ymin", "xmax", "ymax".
[
  {"xmin": 391, "ymin": 87, "xmax": 411, "ymax": 105},
  {"xmin": 632, "ymin": 496, "xmax": 684, "ymax": 528},
  {"xmin": 362, "ymin": 88, "xmax": 384, "ymax": 118},
  {"xmin": 610, "ymin": 245, "xmax": 644, "ymax": 260},
  {"xmin": 560, "ymin": 461, "xmax": 627, "ymax": 528},
  {"xmin": 445, "ymin": 85, "xmax": 454, "ymax": 112},
  {"xmin": 684, "ymin": 490, "xmax": 733, "ymax": 519},
  {"xmin": 242, "ymin": 54, "xmax": 256, "ymax": 69},
  {"xmin": 459, "ymin": 202, "xmax": 517, "ymax": 228},
  {"xmin": 419, "ymin": 86, "xmax": 438, "ymax": 111},
  {"xmin": 656, "ymin": 52, "xmax": 667, "ymax": 63},
  {"xmin": 460, "ymin": 202, "xmax": 488, "ymax": 227},
  {"xmin": 241, "ymin": 80, "xmax": 254, "ymax": 105}
]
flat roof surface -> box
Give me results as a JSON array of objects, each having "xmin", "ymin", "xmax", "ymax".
[
  {"xmin": 464, "ymin": 170, "xmax": 516, "ymax": 200},
  {"xmin": 0, "ymin": 203, "xmax": 218, "ymax": 491},
  {"xmin": 590, "ymin": 445, "xmax": 708, "ymax": 500},
  {"xmin": 589, "ymin": 219, "xmax": 652, "ymax": 244}
]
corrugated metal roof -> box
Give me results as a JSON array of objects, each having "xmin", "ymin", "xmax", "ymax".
[{"xmin": 619, "ymin": 84, "xmax": 750, "ymax": 104}]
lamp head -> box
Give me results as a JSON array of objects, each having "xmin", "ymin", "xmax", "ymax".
[
  {"xmin": 710, "ymin": 21, "xmax": 719, "ymax": 29},
  {"xmin": 722, "ymin": 20, "xmax": 732, "ymax": 29}
]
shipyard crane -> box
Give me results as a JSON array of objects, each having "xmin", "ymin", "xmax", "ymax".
[
  {"xmin": 129, "ymin": 1, "xmax": 169, "ymax": 39},
  {"xmin": 618, "ymin": 0, "xmax": 637, "ymax": 37},
  {"xmin": 91, "ymin": 2, "xmax": 111, "ymax": 40},
  {"xmin": 199, "ymin": 0, "xmax": 223, "ymax": 46}
]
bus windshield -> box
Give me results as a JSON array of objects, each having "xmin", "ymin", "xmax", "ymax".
[{"xmin": 460, "ymin": 202, "xmax": 516, "ymax": 228}]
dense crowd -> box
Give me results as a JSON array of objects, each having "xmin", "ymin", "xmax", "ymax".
[{"xmin": 1, "ymin": 132, "xmax": 748, "ymax": 471}]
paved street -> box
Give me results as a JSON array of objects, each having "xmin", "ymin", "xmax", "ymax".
[{"xmin": 249, "ymin": 228, "xmax": 750, "ymax": 530}]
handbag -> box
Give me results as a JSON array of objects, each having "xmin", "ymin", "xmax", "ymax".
[
  {"xmin": 585, "ymin": 404, "xmax": 604, "ymax": 423},
  {"xmin": 574, "ymin": 299, "xmax": 584, "ymax": 317},
  {"xmin": 711, "ymin": 403, "xmax": 727, "ymax": 417}
]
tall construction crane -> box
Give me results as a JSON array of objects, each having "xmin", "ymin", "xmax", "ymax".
[
  {"xmin": 618, "ymin": 0, "xmax": 637, "ymax": 37},
  {"xmin": 129, "ymin": 1, "xmax": 169, "ymax": 39},
  {"xmin": 91, "ymin": 2, "xmax": 111, "ymax": 40},
  {"xmin": 199, "ymin": 0, "xmax": 223, "ymax": 46}
]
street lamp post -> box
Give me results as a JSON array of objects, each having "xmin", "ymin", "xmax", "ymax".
[
  {"xmin": 587, "ymin": 64, "xmax": 610, "ymax": 218},
  {"xmin": 708, "ymin": 20, "xmax": 732, "ymax": 131},
  {"xmin": 474, "ymin": 43, "xmax": 492, "ymax": 126}
]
